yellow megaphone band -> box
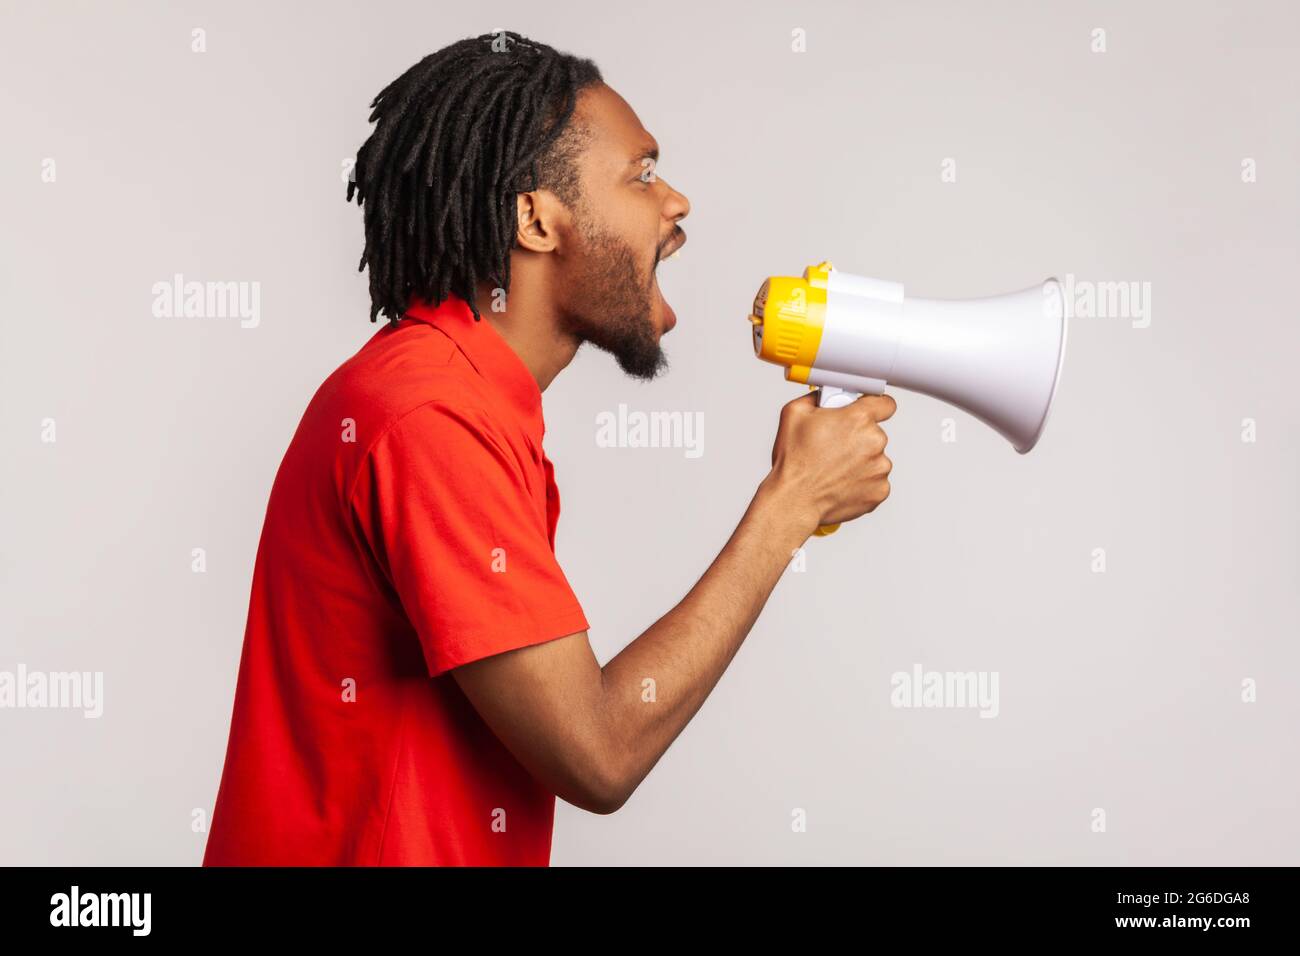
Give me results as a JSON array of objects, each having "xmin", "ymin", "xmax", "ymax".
[{"xmin": 749, "ymin": 261, "xmax": 833, "ymax": 376}]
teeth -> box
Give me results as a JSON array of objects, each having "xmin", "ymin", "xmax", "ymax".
[{"xmin": 667, "ymin": 248, "xmax": 681, "ymax": 260}]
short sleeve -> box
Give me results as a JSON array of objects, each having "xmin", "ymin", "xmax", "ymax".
[{"xmin": 349, "ymin": 401, "xmax": 589, "ymax": 677}]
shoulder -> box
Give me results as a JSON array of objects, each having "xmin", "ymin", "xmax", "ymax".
[
  {"xmin": 313, "ymin": 320, "xmax": 515, "ymax": 447},
  {"xmin": 280, "ymin": 321, "xmax": 528, "ymax": 509}
]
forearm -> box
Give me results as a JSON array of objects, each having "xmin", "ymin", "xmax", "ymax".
[
  {"xmin": 597, "ymin": 474, "xmax": 814, "ymax": 801},
  {"xmin": 452, "ymin": 392, "xmax": 894, "ymax": 815}
]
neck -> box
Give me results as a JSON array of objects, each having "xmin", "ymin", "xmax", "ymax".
[{"xmin": 473, "ymin": 276, "xmax": 579, "ymax": 392}]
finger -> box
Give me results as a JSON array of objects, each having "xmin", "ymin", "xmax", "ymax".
[
  {"xmin": 858, "ymin": 393, "xmax": 897, "ymax": 422},
  {"xmin": 783, "ymin": 391, "xmax": 819, "ymax": 416}
]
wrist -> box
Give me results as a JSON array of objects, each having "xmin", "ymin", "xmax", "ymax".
[{"xmin": 755, "ymin": 471, "xmax": 819, "ymax": 544}]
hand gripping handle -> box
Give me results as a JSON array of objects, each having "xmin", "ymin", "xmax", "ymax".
[{"xmin": 811, "ymin": 385, "xmax": 862, "ymax": 536}]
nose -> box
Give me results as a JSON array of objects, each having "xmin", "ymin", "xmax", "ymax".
[{"xmin": 660, "ymin": 177, "xmax": 691, "ymax": 224}]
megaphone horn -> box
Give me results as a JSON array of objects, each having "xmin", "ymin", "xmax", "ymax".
[
  {"xmin": 749, "ymin": 261, "xmax": 1068, "ymax": 454},
  {"xmin": 749, "ymin": 261, "xmax": 1068, "ymax": 534}
]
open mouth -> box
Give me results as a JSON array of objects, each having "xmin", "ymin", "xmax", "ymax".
[
  {"xmin": 653, "ymin": 230, "xmax": 686, "ymax": 332},
  {"xmin": 659, "ymin": 228, "xmax": 687, "ymax": 262},
  {"xmin": 652, "ymin": 270, "xmax": 676, "ymax": 332}
]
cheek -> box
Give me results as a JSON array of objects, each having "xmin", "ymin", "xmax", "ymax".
[{"xmin": 591, "ymin": 188, "xmax": 660, "ymax": 250}]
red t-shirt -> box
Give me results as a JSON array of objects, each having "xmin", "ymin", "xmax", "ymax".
[{"xmin": 203, "ymin": 294, "xmax": 589, "ymax": 866}]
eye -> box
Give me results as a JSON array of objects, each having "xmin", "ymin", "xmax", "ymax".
[{"xmin": 635, "ymin": 157, "xmax": 658, "ymax": 184}]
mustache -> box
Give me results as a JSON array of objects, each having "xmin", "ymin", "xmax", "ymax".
[{"xmin": 656, "ymin": 228, "xmax": 685, "ymax": 261}]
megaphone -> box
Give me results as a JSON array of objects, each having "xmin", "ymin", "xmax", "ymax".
[{"xmin": 748, "ymin": 261, "xmax": 1068, "ymax": 534}]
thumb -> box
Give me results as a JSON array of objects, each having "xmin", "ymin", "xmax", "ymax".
[{"xmin": 783, "ymin": 390, "xmax": 819, "ymax": 415}]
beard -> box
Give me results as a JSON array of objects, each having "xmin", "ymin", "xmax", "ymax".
[{"xmin": 564, "ymin": 211, "xmax": 669, "ymax": 381}]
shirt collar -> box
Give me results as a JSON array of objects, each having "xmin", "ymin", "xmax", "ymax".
[{"xmin": 401, "ymin": 294, "xmax": 545, "ymax": 440}]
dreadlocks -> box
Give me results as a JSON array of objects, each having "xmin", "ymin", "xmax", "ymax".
[{"xmin": 347, "ymin": 31, "xmax": 603, "ymax": 324}]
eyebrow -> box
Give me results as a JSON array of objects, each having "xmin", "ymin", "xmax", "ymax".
[{"xmin": 629, "ymin": 143, "xmax": 659, "ymax": 165}]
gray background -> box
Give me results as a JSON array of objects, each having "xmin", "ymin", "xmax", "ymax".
[{"xmin": 2, "ymin": 0, "xmax": 1296, "ymax": 865}]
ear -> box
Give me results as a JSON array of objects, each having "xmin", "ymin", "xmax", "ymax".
[{"xmin": 513, "ymin": 190, "xmax": 567, "ymax": 255}]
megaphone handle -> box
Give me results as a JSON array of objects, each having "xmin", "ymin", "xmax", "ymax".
[
  {"xmin": 815, "ymin": 385, "xmax": 862, "ymax": 409},
  {"xmin": 812, "ymin": 386, "xmax": 863, "ymax": 536}
]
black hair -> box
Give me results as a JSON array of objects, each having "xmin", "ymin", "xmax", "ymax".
[{"xmin": 346, "ymin": 30, "xmax": 603, "ymax": 323}]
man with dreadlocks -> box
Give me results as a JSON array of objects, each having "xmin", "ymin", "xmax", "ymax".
[{"xmin": 204, "ymin": 31, "xmax": 894, "ymax": 866}]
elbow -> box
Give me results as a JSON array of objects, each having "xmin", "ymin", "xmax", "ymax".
[
  {"xmin": 544, "ymin": 698, "xmax": 639, "ymax": 814},
  {"xmin": 560, "ymin": 753, "xmax": 634, "ymax": 816},
  {"xmin": 577, "ymin": 791, "xmax": 630, "ymax": 817},
  {"xmin": 582, "ymin": 782, "xmax": 631, "ymax": 816}
]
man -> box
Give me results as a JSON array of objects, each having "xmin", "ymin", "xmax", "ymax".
[{"xmin": 203, "ymin": 30, "xmax": 894, "ymax": 866}]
